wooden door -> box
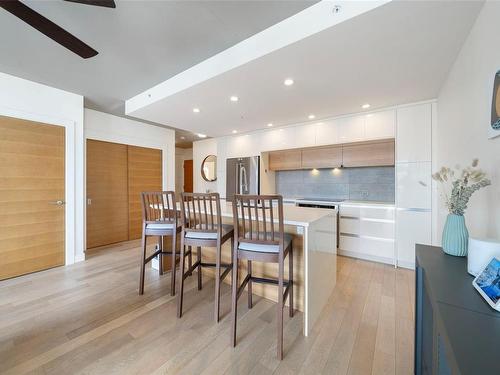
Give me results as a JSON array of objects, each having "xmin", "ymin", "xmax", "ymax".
[
  {"xmin": 86, "ymin": 140, "xmax": 129, "ymax": 249},
  {"xmin": 0, "ymin": 115, "xmax": 65, "ymax": 280},
  {"xmin": 301, "ymin": 146, "xmax": 342, "ymax": 169},
  {"xmin": 342, "ymin": 139, "xmax": 395, "ymax": 167},
  {"xmin": 128, "ymin": 146, "xmax": 162, "ymax": 240},
  {"xmin": 268, "ymin": 149, "xmax": 302, "ymax": 171},
  {"xmin": 183, "ymin": 159, "xmax": 193, "ymax": 193}
]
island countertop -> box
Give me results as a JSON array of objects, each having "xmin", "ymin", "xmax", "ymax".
[{"xmin": 179, "ymin": 199, "xmax": 336, "ymax": 227}]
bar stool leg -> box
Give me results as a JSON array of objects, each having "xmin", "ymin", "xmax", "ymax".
[
  {"xmin": 247, "ymin": 260, "xmax": 253, "ymax": 308},
  {"xmin": 214, "ymin": 241, "xmax": 221, "ymax": 322},
  {"xmin": 177, "ymin": 235, "xmax": 186, "ymax": 318},
  {"xmin": 277, "ymin": 255, "xmax": 284, "ymax": 360},
  {"xmin": 289, "ymin": 243, "xmax": 294, "ymax": 318},
  {"xmin": 188, "ymin": 247, "xmax": 193, "ymax": 276},
  {"xmin": 231, "ymin": 249, "xmax": 239, "ymax": 347},
  {"xmin": 170, "ymin": 232, "xmax": 176, "ymax": 296},
  {"xmin": 158, "ymin": 236, "xmax": 164, "ymax": 276},
  {"xmin": 139, "ymin": 231, "xmax": 147, "ymax": 295},
  {"xmin": 197, "ymin": 246, "xmax": 202, "ymax": 290}
]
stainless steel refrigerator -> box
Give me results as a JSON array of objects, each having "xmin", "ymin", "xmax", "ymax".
[{"xmin": 226, "ymin": 156, "xmax": 260, "ymax": 202}]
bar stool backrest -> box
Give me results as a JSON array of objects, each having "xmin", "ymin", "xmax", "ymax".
[
  {"xmin": 180, "ymin": 192, "xmax": 223, "ymax": 237},
  {"xmin": 141, "ymin": 191, "xmax": 177, "ymax": 225},
  {"xmin": 232, "ymin": 195, "xmax": 285, "ymax": 252}
]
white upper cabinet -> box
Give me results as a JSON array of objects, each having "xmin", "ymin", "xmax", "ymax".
[
  {"xmin": 365, "ymin": 110, "xmax": 396, "ymax": 140},
  {"xmin": 260, "ymin": 127, "xmax": 297, "ymax": 152},
  {"xmin": 294, "ymin": 124, "xmax": 316, "ymax": 148},
  {"xmin": 226, "ymin": 133, "xmax": 259, "ymax": 158},
  {"xmin": 396, "ymin": 103, "xmax": 432, "ymax": 163},
  {"xmin": 338, "ymin": 115, "xmax": 365, "ymax": 143},
  {"xmin": 314, "ymin": 119, "xmax": 339, "ymax": 146}
]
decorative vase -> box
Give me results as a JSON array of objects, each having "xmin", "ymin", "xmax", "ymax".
[{"xmin": 442, "ymin": 214, "xmax": 469, "ymax": 256}]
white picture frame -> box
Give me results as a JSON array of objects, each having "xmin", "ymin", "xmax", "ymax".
[{"xmin": 473, "ymin": 257, "xmax": 500, "ymax": 312}]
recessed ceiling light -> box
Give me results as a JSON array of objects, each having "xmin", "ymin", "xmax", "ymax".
[
  {"xmin": 361, "ymin": 103, "xmax": 371, "ymax": 109},
  {"xmin": 180, "ymin": 136, "xmax": 185, "ymax": 140},
  {"xmin": 193, "ymin": 108, "xmax": 200, "ymax": 113},
  {"xmin": 267, "ymin": 123, "xmax": 273, "ymax": 127},
  {"xmin": 232, "ymin": 130, "xmax": 238, "ymax": 134},
  {"xmin": 230, "ymin": 96, "xmax": 239, "ymax": 102},
  {"xmin": 284, "ymin": 78, "xmax": 294, "ymax": 86},
  {"xmin": 308, "ymin": 114, "xmax": 315, "ymax": 120},
  {"xmin": 197, "ymin": 133, "xmax": 207, "ymax": 138}
]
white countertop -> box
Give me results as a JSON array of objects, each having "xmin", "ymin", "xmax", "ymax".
[
  {"xmin": 283, "ymin": 197, "xmax": 395, "ymax": 208},
  {"xmin": 183, "ymin": 200, "xmax": 336, "ymax": 227}
]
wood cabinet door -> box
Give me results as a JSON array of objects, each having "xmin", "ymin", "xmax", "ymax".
[
  {"xmin": 0, "ymin": 115, "xmax": 65, "ymax": 280},
  {"xmin": 301, "ymin": 146, "xmax": 342, "ymax": 169},
  {"xmin": 342, "ymin": 140, "xmax": 395, "ymax": 168},
  {"xmin": 127, "ymin": 145, "xmax": 162, "ymax": 240},
  {"xmin": 268, "ymin": 149, "xmax": 301, "ymax": 171},
  {"xmin": 86, "ymin": 140, "xmax": 129, "ymax": 249},
  {"xmin": 183, "ymin": 159, "xmax": 193, "ymax": 193}
]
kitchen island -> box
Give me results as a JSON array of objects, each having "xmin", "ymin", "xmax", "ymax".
[{"xmin": 164, "ymin": 201, "xmax": 337, "ymax": 336}]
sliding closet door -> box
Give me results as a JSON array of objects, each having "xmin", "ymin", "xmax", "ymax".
[
  {"xmin": 127, "ymin": 146, "xmax": 162, "ymax": 240},
  {"xmin": 86, "ymin": 140, "xmax": 129, "ymax": 249},
  {"xmin": 0, "ymin": 115, "xmax": 65, "ymax": 280}
]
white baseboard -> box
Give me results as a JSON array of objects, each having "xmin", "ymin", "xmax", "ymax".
[
  {"xmin": 396, "ymin": 259, "xmax": 415, "ymax": 269},
  {"xmin": 337, "ymin": 249, "xmax": 395, "ymax": 266}
]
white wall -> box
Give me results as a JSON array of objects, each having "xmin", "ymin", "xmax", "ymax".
[
  {"xmin": 175, "ymin": 147, "xmax": 193, "ymax": 195},
  {"xmin": 436, "ymin": 0, "xmax": 500, "ymax": 240},
  {"xmin": 193, "ymin": 138, "xmax": 218, "ymax": 193},
  {"xmin": 84, "ymin": 109, "xmax": 175, "ymax": 192},
  {"xmin": 0, "ymin": 72, "xmax": 85, "ymax": 264}
]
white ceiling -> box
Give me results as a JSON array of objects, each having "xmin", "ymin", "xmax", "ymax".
[
  {"xmin": 0, "ymin": 0, "xmax": 316, "ymax": 144},
  {"xmin": 126, "ymin": 0, "xmax": 484, "ymax": 138}
]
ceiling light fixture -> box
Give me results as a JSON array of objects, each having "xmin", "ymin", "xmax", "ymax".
[
  {"xmin": 230, "ymin": 96, "xmax": 239, "ymax": 102},
  {"xmin": 361, "ymin": 103, "xmax": 370, "ymax": 109},
  {"xmin": 197, "ymin": 133, "xmax": 207, "ymax": 138},
  {"xmin": 193, "ymin": 108, "xmax": 200, "ymax": 113},
  {"xmin": 232, "ymin": 130, "xmax": 238, "ymax": 134},
  {"xmin": 267, "ymin": 123, "xmax": 273, "ymax": 127},
  {"xmin": 180, "ymin": 136, "xmax": 185, "ymax": 140},
  {"xmin": 284, "ymin": 78, "xmax": 294, "ymax": 86},
  {"xmin": 308, "ymin": 114, "xmax": 316, "ymax": 120}
]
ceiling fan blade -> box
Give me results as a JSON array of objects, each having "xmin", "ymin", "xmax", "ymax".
[
  {"xmin": 64, "ymin": 0, "xmax": 116, "ymax": 8},
  {"xmin": 0, "ymin": 0, "xmax": 98, "ymax": 59}
]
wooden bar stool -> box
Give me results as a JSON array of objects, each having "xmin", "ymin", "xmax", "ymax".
[
  {"xmin": 230, "ymin": 194, "xmax": 294, "ymax": 360},
  {"xmin": 139, "ymin": 191, "xmax": 191, "ymax": 296},
  {"xmin": 177, "ymin": 192, "xmax": 234, "ymax": 322}
]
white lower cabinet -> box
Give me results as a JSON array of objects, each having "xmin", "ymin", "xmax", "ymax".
[
  {"xmin": 339, "ymin": 203, "xmax": 396, "ymax": 265},
  {"xmin": 396, "ymin": 209, "xmax": 432, "ymax": 269}
]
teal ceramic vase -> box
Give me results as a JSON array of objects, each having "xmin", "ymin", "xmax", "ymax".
[{"xmin": 442, "ymin": 214, "xmax": 469, "ymax": 256}]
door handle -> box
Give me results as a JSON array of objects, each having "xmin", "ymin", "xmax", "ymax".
[
  {"xmin": 49, "ymin": 200, "xmax": 66, "ymax": 206},
  {"xmin": 87, "ymin": 198, "xmax": 92, "ymax": 206}
]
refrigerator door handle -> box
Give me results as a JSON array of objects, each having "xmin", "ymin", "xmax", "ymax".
[{"xmin": 240, "ymin": 165, "xmax": 248, "ymax": 194}]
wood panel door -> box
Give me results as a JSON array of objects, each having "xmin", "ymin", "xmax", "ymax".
[
  {"xmin": 0, "ymin": 115, "xmax": 65, "ymax": 280},
  {"xmin": 128, "ymin": 146, "xmax": 162, "ymax": 240},
  {"xmin": 86, "ymin": 140, "xmax": 129, "ymax": 249},
  {"xmin": 183, "ymin": 159, "xmax": 193, "ymax": 193},
  {"xmin": 342, "ymin": 139, "xmax": 395, "ymax": 168},
  {"xmin": 268, "ymin": 149, "xmax": 302, "ymax": 171},
  {"xmin": 301, "ymin": 146, "xmax": 342, "ymax": 169}
]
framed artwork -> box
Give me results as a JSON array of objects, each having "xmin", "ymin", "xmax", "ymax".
[{"xmin": 490, "ymin": 70, "xmax": 500, "ymax": 139}]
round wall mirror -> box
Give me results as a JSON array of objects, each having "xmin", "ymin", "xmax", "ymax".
[{"xmin": 201, "ymin": 155, "xmax": 217, "ymax": 182}]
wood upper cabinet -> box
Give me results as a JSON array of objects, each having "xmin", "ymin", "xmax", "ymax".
[
  {"xmin": 342, "ymin": 139, "xmax": 395, "ymax": 168},
  {"xmin": 269, "ymin": 149, "xmax": 301, "ymax": 171},
  {"xmin": 301, "ymin": 146, "xmax": 342, "ymax": 169}
]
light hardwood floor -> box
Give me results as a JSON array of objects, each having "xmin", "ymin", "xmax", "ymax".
[{"xmin": 0, "ymin": 240, "xmax": 415, "ymax": 375}]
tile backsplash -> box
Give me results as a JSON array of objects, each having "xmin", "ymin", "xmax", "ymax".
[{"xmin": 275, "ymin": 166, "xmax": 395, "ymax": 202}]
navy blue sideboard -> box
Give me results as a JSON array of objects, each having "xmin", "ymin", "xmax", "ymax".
[{"xmin": 415, "ymin": 244, "xmax": 500, "ymax": 374}]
